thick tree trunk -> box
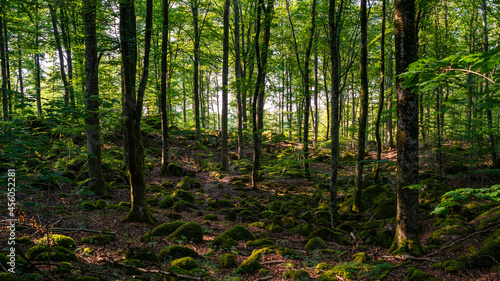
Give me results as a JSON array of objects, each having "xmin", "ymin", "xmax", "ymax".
[
  {"xmin": 353, "ymin": 0, "xmax": 369, "ymax": 212},
  {"xmin": 160, "ymin": 0, "xmax": 170, "ymax": 177},
  {"xmin": 221, "ymin": 0, "xmax": 230, "ymax": 170},
  {"xmin": 251, "ymin": 0, "xmax": 274, "ymax": 189},
  {"xmin": 83, "ymin": 0, "xmax": 107, "ymax": 196},
  {"xmin": 120, "ymin": 0, "xmax": 156, "ymax": 224},
  {"xmin": 390, "ymin": 0, "xmax": 422, "ymax": 256}
]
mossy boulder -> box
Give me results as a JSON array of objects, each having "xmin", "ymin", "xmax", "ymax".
[
  {"xmin": 168, "ymin": 222, "xmax": 203, "ymax": 242},
  {"xmin": 159, "ymin": 196, "xmax": 175, "ymax": 209},
  {"xmin": 406, "ymin": 267, "xmax": 440, "ymax": 281},
  {"xmin": 268, "ymin": 201, "xmax": 283, "ymax": 212},
  {"xmin": 122, "ymin": 259, "xmax": 146, "ymax": 275},
  {"xmin": 161, "ymin": 180, "xmax": 175, "ymax": 189},
  {"xmin": 78, "ymin": 201, "xmax": 96, "ymax": 211},
  {"xmin": 237, "ymin": 209, "xmax": 259, "ymax": 222},
  {"xmin": 249, "ymin": 221, "xmax": 266, "ymax": 229},
  {"xmin": 419, "ymin": 179, "xmax": 451, "ymax": 206},
  {"xmin": 172, "ymin": 189, "xmax": 195, "ymax": 203},
  {"xmin": 210, "ymin": 234, "xmax": 238, "ymax": 250},
  {"xmin": 208, "ymin": 199, "xmax": 234, "ymax": 208},
  {"xmin": 39, "ymin": 234, "xmax": 76, "ymax": 249},
  {"xmin": 371, "ymin": 192, "xmax": 397, "ymax": 219},
  {"xmin": 124, "ymin": 246, "xmax": 158, "ymax": 262},
  {"xmin": 94, "ymin": 199, "xmax": 107, "ymax": 209},
  {"xmin": 171, "ymin": 256, "xmax": 199, "ymax": 271},
  {"xmin": 172, "ymin": 200, "xmax": 197, "ymax": 212},
  {"xmin": 151, "ymin": 221, "xmax": 186, "ymax": 236},
  {"xmin": 427, "ymin": 216, "xmax": 470, "ymax": 246},
  {"xmin": 160, "ymin": 163, "xmax": 185, "ymax": 177},
  {"xmin": 373, "ymin": 228, "xmax": 395, "ymax": 249},
  {"xmin": 177, "ymin": 176, "xmax": 201, "ymax": 190},
  {"xmin": 267, "ymin": 223, "xmax": 284, "ymax": 233},
  {"xmin": 473, "ymin": 205, "xmax": 500, "ymax": 230},
  {"xmin": 246, "ymin": 238, "xmax": 274, "ymax": 247},
  {"xmin": 159, "ymin": 245, "xmax": 199, "ymax": 259},
  {"xmin": 305, "ymin": 237, "xmax": 328, "ymax": 251},
  {"xmin": 431, "ymin": 260, "xmax": 466, "ymax": 273},
  {"xmin": 283, "ymin": 269, "xmax": 311, "ymax": 280},
  {"xmin": 223, "ymin": 225, "xmax": 255, "ymax": 241},
  {"xmin": 466, "ymin": 229, "xmax": 500, "ymax": 268},
  {"xmin": 202, "ymin": 214, "xmax": 218, "ymax": 220},
  {"xmin": 352, "ymin": 252, "xmax": 372, "ymax": 265},
  {"xmin": 316, "ymin": 262, "xmax": 330, "ymax": 271},
  {"xmin": 317, "ymin": 270, "xmax": 339, "ymax": 281},
  {"xmin": 218, "ymin": 253, "xmax": 236, "ymax": 268},
  {"xmin": 291, "ymin": 223, "xmax": 314, "ymax": 237},
  {"xmin": 81, "ymin": 234, "xmax": 115, "ymax": 246},
  {"xmin": 26, "ymin": 245, "xmax": 77, "ymax": 262},
  {"xmin": 237, "ymin": 255, "xmax": 260, "ymax": 274},
  {"xmin": 308, "ymin": 228, "xmax": 350, "ymax": 245}
]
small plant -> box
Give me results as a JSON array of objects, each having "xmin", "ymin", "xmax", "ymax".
[{"xmin": 431, "ymin": 185, "xmax": 500, "ymax": 217}]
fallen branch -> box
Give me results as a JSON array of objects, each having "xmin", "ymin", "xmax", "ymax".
[
  {"xmin": 381, "ymin": 255, "xmax": 438, "ymax": 263},
  {"xmin": 33, "ymin": 262, "xmax": 118, "ymax": 277},
  {"xmin": 256, "ymin": 276, "xmax": 274, "ymax": 281},
  {"xmin": 261, "ymin": 260, "xmax": 285, "ymax": 265},
  {"xmin": 116, "ymin": 262, "xmax": 207, "ymax": 281},
  {"xmin": 10, "ymin": 223, "xmax": 116, "ymax": 235}
]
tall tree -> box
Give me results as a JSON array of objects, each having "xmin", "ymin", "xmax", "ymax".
[
  {"xmin": 83, "ymin": 0, "xmax": 107, "ymax": 196},
  {"xmin": 59, "ymin": 6, "xmax": 76, "ymax": 107},
  {"xmin": 35, "ymin": 0, "xmax": 42, "ymax": 117},
  {"xmin": 221, "ymin": 0, "xmax": 230, "ymax": 170},
  {"xmin": 120, "ymin": 0, "xmax": 157, "ymax": 224},
  {"xmin": 375, "ymin": 0, "xmax": 386, "ymax": 184},
  {"xmin": 233, "ymin": 0, "xmax": 245, "ymax": 160},
  {"xmin": 191, "ymin": 0, "xmax": 202, "ymax": 141},
  {"xmin": 251, "ymin": 0, "xmax": 274, "ymax": 189},
  {"xmin": 48, "ymin": 2, "xmax": 70, "ymax": 106},
  {"xmin": 0, "ymin": 4, "xmax": 7, "ymax": 121},
  {"xmin": 390, "ymin": 0, "xmax": 422, "ymax": 255},
  {"xmin": 353, "ymin": 0, "xmax": 369, "ymax": 212},
  {"xmin": 159, "ymin": 0, "xmax": 170, "ymax": 177}
]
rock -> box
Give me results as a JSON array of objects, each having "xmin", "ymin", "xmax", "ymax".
[
  {"xmin": 177, "ymin": 176, "xmax": 201, "ymax": 190},
  {"xmin": 283, "ymin": 269, "xmax": 310, "ymax": 280},
  {"xmin": 352, "ymin": 252, "xmax": 371, "ymax": 265},
  {"xmin": 223, "ymin": 225, "xmax": 255, "ymax": 241},
  {"xmin": 406, "ymin": 267, "xmax": 440, "ymax": 281},
  {"xmin": 151, "ymin": 221, "xmax": 185, "ymax": 236},
  {"xmin": 171, "ymin": 257, "xmax": 199, "ymax": 271},
  {"xmin": 172, "ymin": 189, "xmax": 195, "ymax": 203},
  {"xmin": 305, "ymin": 237, "xmax": 328, "ymax": 251},
  {"xmin": 237, "ymin": 255, "xmax": 260, "ymax": 274},
  {"xmin": 81, "ymin": 234, "xmax": 115, "ymax": 246},
  {"xmin": 308, "ymin": 228, "xmax": 350, "ymax": 245},
  {"xmin": 218, "ymin": 253, "xmax": 236, "ymax": 268},
  {"xmin": 210, "ymin": 234, "xmax": 238, "ymax": 250},
  {"xmin": 39, "ymin": 234, "xmax": 76, "ymax": 249},
  {"xmin": 246, "ymin": 238, "xmax": 274, "ymax": 247},
  {"xmin": 26, "ymin": 245, "xmax": 77, "ymax": 262},
  {"xmin": 159, "ymin": 196, "xmax": 174, "ymax": 209},
  {"xmin": 159, "ymin": 245, "xmax": 199, "ymax": 259},
  {"xmin": 167, "ymin": 222, "xmax": 203, "ymax": 242}
]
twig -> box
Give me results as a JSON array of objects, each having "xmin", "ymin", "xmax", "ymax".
[
  {"xmin": 11, "ymin": 223, "xmax": 116, "ymax": 235},
  {"xmin": 33, "ymin": 262, "xmax": 118, "ymax": 277},
  {"xmin": 116, "ymin": 262, "xmax": 208, "ymax": 281},
  {"xmin": 261, "ymin": 260, "xmax": 285, "ymax": 265},
  {"xmin": 14, "ymin": 245, "xmax": 58, "ymax": 281},
  {"xmin": 256, "ymin": 276, "xmax": 274, "ymax": 281},
  {"xmin": 381, "ymin": 255, "xmax": 438, "ymax": 263}
]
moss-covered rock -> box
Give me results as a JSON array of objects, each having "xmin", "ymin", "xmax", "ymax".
[
  {"xmin": 318, "ymin": 249, "xmax": 342, "ymax": 257},
  {"xmin": 316, "ymin": 262, "xmax": 330, "ymax": 271},
  {"xmin": 159, "ymin": 196, "xmax": 175, "ymax": 209},
  {"xmin": 246, "ymin": 238, "xmax": 274, "ymax": 247},
  {"xmin": 268, "ymin": 201, "xmax": 283, "ymax": 212},
  {"xmin": 267, "ymin": 223, "xmax": 284, "ymax": 233},
  {"xmin": 161, "ymin": 180, "xmax": 175, "ymax": 189},
  {"xmin": 427, "ymin": 216, "xmax": 470, "ymax": 246},
  {"xmin": 373, "ymin": 228, "xmax": 395, "ymax": 249},
  {"xmin": 165, "ymin": 265, "xmax": 192, "ymax": 278},
  {"xmin": 249, "ymin": 221, "xmax": 266, "ymax": 229},
  {"xmin": 237, "ymin": 209, "xmax": 259, "ymax": 222},
  {"xmin": 208, "ymin": 199, "xmax": 234, "ymax": 209},
  {"xmin": 291, "ymin": 223, "xmax": 314, "ymax": 237},
  {"xmin": 210, "ymin": 234, "xmax": 238, "ymax": 250},
  {"xmin": 218, "ymin": 253, "xmax": 236, "ymax": 268},
  {"xmin": 305, "ymin": 237, "xmax": 328, "ymax": 251},
  {"xmin": 177, "ymin": 176, "xmax": 201, "ymax": 190},
  {"xmin": 78, "ymin": 201, "xmax": 96, "ymax": 211},
  {"xmin": 467, "ymin": 229, "xmax": 500, "ymax": 268},
  {"xmin": 39, "ymin": 234, "xmax": 76, "ymax": 249},
  {"xmin": 372, "ymin": 192, "xmax": 397, "ymax": 219},
  {"xmin": 352, "ymin": 252, "xmax": 371, "ymax": 265},
  {"xmin": 473, "ymin": 205, "xmax": 500, "ymax": 230},
  {"xmin": 122, "ymin": 259, "xmax": 145, "ymax": 275},
  {"xmin": 94, "ymin": 199, "xmax": 107, "ymax": 209},
  {"xmin": 237, "ymin": 255, "xmax": 260, "ymax": 274},
  {"xmin": 124, "ymin": 246, "xmax": 159, "ymax": 262},
  {"xmin": 168, "ymin": 222, "xmax": 203, "ymax": 242},
  {"xmin": 202, "ymin": 214, "xmax": 218, "ymax": 220},
  {"xmin": 431, "ymin": 260, "xmax": 466, "ymax": 273},
  {"xmin": 80, "ymin": 234, "xmax": 115, "ymax": 246},
  {"xmin": 317, "ymin": 270, "xmax": 339, "ymax": 281},
  {"xmin": 15, "ymin": 236, "xmax": 31, "ymax": 244},
  {"xmin": 419, "ymin": 179, "xmax": 451, "ymax": 206},
  {"xmin": 159, "ymin": 245, "xmax": 199, "ymax": 260},
  {"xmin": 172, "ymin": 189, "xmax": 195, "ymax": 203},
  {"xmin": 172, "ymin": 200, "xmax": 197, "ymax": 212},
  {"xmin": 151, "ymin": 221, "xmax": 186, "ymax": 236},
  {"xmin": 283, "ymin": 269, "xmax": 310, "ymax": 280},
  {"xmin": 171, "ymin": 256, "xmax": 199, "ymax": 271},
  {"xmin": 308, "ymin": 228, "xmax": 350, "ymax": 245},
  {"xmin": 26, "ymin": 245, "xmax": 77, "ymax": 262},
  {"xmin": 406, "ymin": 267, "xmax": 440, "ymax": 281},
  {"xmin": 223, "ymin": 225, "xmax": 255, "ymax": 241}
]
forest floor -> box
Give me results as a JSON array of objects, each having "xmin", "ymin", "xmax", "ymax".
[{"xmin": 1, "ymin": 120, "xmax": 500, "ymax": 281}]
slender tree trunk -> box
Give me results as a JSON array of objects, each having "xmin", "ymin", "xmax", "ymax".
[
  {"xmin": 18, "ymin": 39, "xmax": 24, "ymax": 107},
  {"xmin": 252, "ymin": 0, "xmax": 274, "ymax": 189},
  {"xmin": 233, "ymin": 0, "xmax": 244, "ymax": 160},
  {"xmin": 375, "ymin": 0, "xmax": 386, "ymax": 184},
  {"xmin": 160, "ymin": 0, "xmax": 170, "ymax": 177},
  {"xmin": 183, "ymin": 81, "xmax": 187, "ymax": 124},
  {"xmin": 35, "ymin": 3, "xmax": 42, "ymax": 117},
  {"xmin": 221, "ymin": 0, "xmax": 230, "ymax": 170},
  {"xmin": 390, "ymin": 0, "xmax": 422, "ymax": 256},
  {"xmin": 60, "ymin": 7, "xmax": 75, "ymax": 108},
  {"xmin": 83, "ymin": 0, "xmax": 107, "ymax": 196},
  {"xmin": 353, "ymin": 0, "xmax": 369, "ymax": 212},
  {"xmin": 4, "ymin": 24, "xmax": 11, "ymax": 118},
  {"xmin": 48, "ymin": 3, "xmax": 70, "ymax": 106},
  {"xmin": 120, "ymin": 0, "xmax": 156, "ymax": 224},
  {"xmin": 0, "ymin": 6, "xmax": 7, "ymax": 121},
  {"xmin": 386, "ymin": 51, "xmax": 394, "ymax": 148},
  {"xmin": 192, "ymin": 0, "xmax": 201, "ymax": 140},
  {"xmin": 313, "ymin": 38, "xmax": 319, "ymax": 145}
]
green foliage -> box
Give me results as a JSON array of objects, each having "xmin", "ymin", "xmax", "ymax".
[{"xmin": 431, "ymin": 185, "xmax": 500, "ymax": 217}]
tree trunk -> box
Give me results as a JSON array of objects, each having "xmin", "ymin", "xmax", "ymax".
[
  {"xmin": 0, "ymin": 6, "xmax": 7, "ymax": 121},
  {"xmin": 120, "ymin": 0, "xmax": 156, "ymax": 224},
  {"xmin": 48, "ymin": 3, "xmax": 70, "ymax": 106},
  {"xmin": 192, "ymin": 0, "xmax": 201, "ymax": 140},
  {"xmin": 251, "ymin": 0, "xmax": 274, "ymax": 189},
  {"xmin": 386, "ymin": 50, "xmax": 394, "ymax": 148},
  {"xmin": 375, "ymin": 0, "xmax": 386, "ymax": 184},
  {"xmin": 35, "ymin": 4, "xmax": 42, "ymax": 117},
  {"xmin": 159, "ymin": 0, "xmax": 170, "ymax": 177},
  {"xmin": 221, "ymin": 0, "xmax": 230, "ymax": 170},
  {"xmin": 83, "ymin": 0, "xmax": 107, "ymax": 196},
  {"xmin": 233, "ymin": 0, "xmax": 244, "ymax": 160},
  {"xmin": 390, "ymin": 0, "xmax": 422, "ymax": 256},
  {"xmin": 60, "ymin": 7, "xmax": 75, "ymax": 108},
  {"xmin": 313, "ymin": 39, "xmax": 319, "ymax": 145},
  {"xmin": 353, "ymin": 0, "xmax": 369, "ymax": 212}
]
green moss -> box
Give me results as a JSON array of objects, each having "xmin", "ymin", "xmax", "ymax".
[
  {"xmin": 39, "ymin": 234, "xmax": 76, "ymax": 248},
  {"xmin": 246, "ymin": 238, "xmax": 274, "ymax": 247},
  {"xmin": 172, "ymin": 189, "xmax": 195, "ymax": 203},
  {"xmin": 431, "ymin": 260, "xmax": 466, "ymax": 273},
  {"xmin": 332, "ymin": 264, "xmax": 356, "ymax": 279},
  {"xmin": 468, "ymin": 229, "xmax": 500, "ymax": 268},
  {"xmin": 209, "ymin": 199, "xmax": 234, "ymax": 208},
  {"xmin": 406, "ymin": 267, "xmax": 440, "ymax": 281},
  {"xmin": 210, "ymin": 234, "xmax": 238, "ymax": 250},
  {"xmin": 237, "ymin": 255, "xmax": 260, "ymax": 273},
  {"xmin": 223, "ymin": 225, "xmax": 255, "ymax": 241},
  {"xmin": 316, "ymin": 262, "xmax": 330, "ymax": 271},
  {"xmin": 94, "ymin": 199, "xmax": 107, "ymax": 209},
  {"xmin": 352, "ymin": 252, "xmax": 371, "ymax": 265},
  {"xmin": 26, "ymin": 245, "xmax": 77, "ymax": 261},
  {"xmin": 319, "ymin": 249, "xmax": 342, "ymax": 257},
  {"xmin": 124, "ymin": 246, "xmax": 159, "ymax": 261},
  {"xmin": 0, "ymin": 273, "xmax": 18, "ymax": 281},
  {"xmin": 122, "ymin": 259, "xmax": 145, "ymax": 275},
  {"xmin": 267, "ymin": 223, "xmax": 284, "ymax": 233},
  {"xmin": 427, "ymin": 217, "xmax": 470, "ymax": 246},
  {"xmin": 161, "ymin": 180, "xmax": 174, "ymax": 189},
  {"xmin": 261, "ymin": 210, "xmax": 278, "ymax": 219},
  {"xmin": 151, "ymin": 221, "xmax": 185, "ymax": 236},
  {"xmin": 168, "ymin": 222, "xmax": 203, "ymax": 242},
  {"xmin": 373, "ymin": 229, "xmax": 394, "ymax": 249},
  {"xmin": 81, "ymin": 234, "xmax": 115, "ymax": 246},
  {"xmin": 317, "ymin": 270, "xmax": 339, "ymax": 281},
  {"xmin": 372, "ymin": 193, "xmax": 397, "ymax": 219},
  {"xmin": 202, "ymin": 214, "xmax": 218, "ymax": 220},
  {"xmin": 475, "ymin": 206, "xmax": 500, "ymax": 230},
  {"xmin": 166, "ymin": 265, "xmax": 192, "ymax": 276},
  {"xmin": 283, "ymin": 269, "xmax": 310, "ymax": 280},
  {"xmin": 118, "ymin": 201, "xmax": 131, "ymax": 209},
  {"xmin": 419, "ymin": 179, "xmax": 451, "ymax": 205},
  {"xmin": 291, "ymin": 223, "xmax": 314, "ymax": 237},
  {"xmin": 269, "ymin": 201, "xmax": 283, "ymax": 212},
  {"xmin": 171, "ymin": 256, "xmax": 199, "ymax": 271},
  {"xmin": 159, "ymin": 196, "xmax": 175, "ymax": 209},
  {"xmin": 54, "ymin": 261, "xmax": 73, "ymax": 273},
  {"xmin": 140, "ymin": 232, "xmax": 151, "ymax": 243},
  {"xmin": 305, "ymin": 237, "xmax": 328, "ymax": 251},
  {"xmin": 159, "ymin": 245, "xmax": 199, "ymax": 259},
  {"xmin": 76, "ymin": 277, "xmax": 101, "ymax": 281},
  {"xmin": 308, "ymin": 228, "xmax": 350, "ymax": 245},
  {"xmin": 78, "ymin": 201, "xmax": 96, "ymax": 210},
  {"xmin": 15, "ymin": 236, "xmax": 31, "ymax": 244},
  {"xmin": 250, "ymin": 221, "xmax": 266, "ymax": 229},
  {"xmin": 177, "ymin": 176, "xmax": 201, "ymax": 190},
  {"xmin": 218, "ymin": 253, "xmax": 236, "ymax": 268},
  {"xmin": 259, "ymin": 268, "xmax": 270, "ymax": 275}
]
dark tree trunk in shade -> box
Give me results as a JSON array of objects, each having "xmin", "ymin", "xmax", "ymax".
[
  {"xmin": 48, "ymin": 3, "xmax": 70, "ymax": 106},
  {"xmin": 375, "ymin": 0, "xmax": 386, "ymax": 184},
  {"xmin": 160, "ymin": 0, "xmax": 170, "ymax": 177},
  {"xmin": 35, "ymin": 2, "xmax": 42, "ymax": 117},
  {"xmin": 221, "ymin": 0, "xmax": 230, "ymax": 170},
  {"xmin": 390, "ymin": 0, "xmax": 422, "ymax": 256},
  {"xmin": 0, "ymin": 6, "xmax": 7, "ymax": 121},
  {"xmin": 83, "ymin": 0, "xmax": 107, "ymax": 196},
  {"xmin": 60, "ymin": 7, "xmax": 75, "ymax": 108},
  {"xmin": 233, "ymin": 0, "xmax": 245, "ymax": 160},
  {"xmin": 192, "ymin": 0, "xmax": 201, "ymax": 140},
  {"xmin": 120, "ymin": 0, "xmax": 157, "ymax": 224}
]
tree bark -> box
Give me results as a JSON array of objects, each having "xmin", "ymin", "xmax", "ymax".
[
  {"xmin": 353, "ymin": 0, "xmax": 369, "ymax": 212},
  {"xmin": 59, "ymin": 6, "xmax": 75, "ymax": 108},
  {"xmin": 83, "ymin": 0, "xmax": 107, "ymax": 196},
  {"xmin": 159, "ymin": 0, "xmax": 170, "ymax": 177},
  {"xmin": 0, "ymin": 5, "xmax": 7, "ymax": 121},
  {"xmin": 390, "ymin": 0, "xmax": 422, "ymax": 256},
  {"xmin": 120, "ymin": 0, "xmax": 156, "ymax": 224},
  {"xmin": 375, "ymin": 0, "xmax": 386, "ymax": 184},
  {"xmin": 233, "ymin": 0, "xmax": 245, "ymax": 160},
  {"xmin": 48, "ymin": 3, "xmax": 70, "ymax": 107},
  {"xmin": 191, "ymin": 0, "xmax": 201, "ymax": 140},
  {"xmin": 35, "ymin": 2, "xmax": 42, "ymax": 117},
  {"xmin": 221, "ymin": 0, "xmax": 230, "ymax": 170}
]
